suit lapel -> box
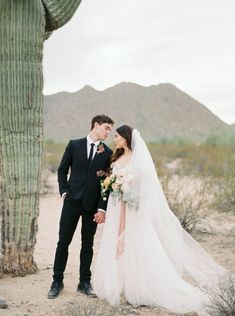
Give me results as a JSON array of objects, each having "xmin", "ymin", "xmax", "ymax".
[{"xmin": 80, "ymin": 137, "xmax": 88, "ymax": 162}]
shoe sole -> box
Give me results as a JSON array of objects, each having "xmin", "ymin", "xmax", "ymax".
[
  {"xmin": 48, "ymin": 295, "xmax": 58, "ymax": 299},
  {"xmin": 48, "ymin": 288, "xmax": 63, "ymax": 299},
  {"xmin": 77, "ymin": 288, "xmax": 97, "ymax": 297}
]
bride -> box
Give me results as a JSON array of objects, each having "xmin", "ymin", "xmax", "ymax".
[{"xmin": 93, "ymin": 125, "xmax": 227, "ymax": 315}]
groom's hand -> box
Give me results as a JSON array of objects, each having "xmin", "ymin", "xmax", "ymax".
[{"xmin": 93, "ymin": 211, "xmax": 105, "ymax": 224}]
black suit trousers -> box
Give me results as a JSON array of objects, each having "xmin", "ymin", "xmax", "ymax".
[{"xmin": 53, "ymin": 198, "xmax": 97, "ymax": 283}]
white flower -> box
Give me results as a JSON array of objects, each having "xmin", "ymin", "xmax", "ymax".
[
  {"xmin": 112, "ymin": 183, "xmax": 120, "ymax": 191},
  {"xmin": 115, "ymin": 178, "xmax": 124, "ymax": 185}
]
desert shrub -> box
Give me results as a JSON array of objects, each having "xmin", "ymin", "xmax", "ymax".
[
  {"xmin": 40, "ymin": 169, "xmax": 51, "ymax": 194},
  {"xmin": 149, "ymin": 143, "xmax": 235, "ymax": 177},
  {"xmin": 61, "ymin": 299, "xmax": 140, "ymax": 316},
  {"xmin": 150, "ymin": 143, "xmax": 235, "ymax": 213},
  {"xmin": 43, "ymin": 141, "xmax": 66, "ymax": 172},
  {"xmin": 212, "ymin": 176, "xmax": 235, "ymax": 213},
  {"xmin": 205, "ymin": 274, "xmax": 235, "ymax": 316},
  {"xmin": 149, "ymin": 143, "xmax": 193, "ymax": 164},
  {"xmin": 206, "ymin": 132, "xmax": 235, "ymax": 146},
  {"xmin": 160, "ymin": 175, "xmax": 208, "ymax": 232}
]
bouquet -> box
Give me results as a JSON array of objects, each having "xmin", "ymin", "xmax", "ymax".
[
  {"xmin": 97, "ymin": 168, "xmax": 139, "ymax": 210},
  {"xmin": 97, "ymin": 169, "xmax": 123, "ymax": 201}
]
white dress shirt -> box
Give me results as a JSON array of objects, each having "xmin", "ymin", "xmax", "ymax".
[{"xmin": 86, "ymin": 134, "xmax": 100, "ymax": 159}]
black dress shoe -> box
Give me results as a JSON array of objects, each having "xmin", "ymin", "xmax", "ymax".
[
  {"xmin": 48, "ymin": 281, "xmax": 64, "ymax": 299},
  {"xmin": 77, "ymin": 281, "xmax": 96, "ymax": 296}
]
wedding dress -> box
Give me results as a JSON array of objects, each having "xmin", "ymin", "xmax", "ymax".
[{"xmin": 93, "ymin": 129, "xmax": 227, "ymax": 315}]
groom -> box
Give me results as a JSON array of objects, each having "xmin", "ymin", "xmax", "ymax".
[{"xmin": 48, "ymin": 114, "xmax": 114, "ymax": 299}]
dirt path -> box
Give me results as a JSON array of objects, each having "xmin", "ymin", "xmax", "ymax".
[{"xmin": 1, "ymin": 174, "xmax": 234, "ymax": 316}]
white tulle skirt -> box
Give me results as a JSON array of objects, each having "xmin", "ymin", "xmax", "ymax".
[{"xmin": 94, "ymin": 195, "xmax": 226, "ymax": 316}]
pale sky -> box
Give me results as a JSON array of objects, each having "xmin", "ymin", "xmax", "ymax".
[{"xmin": 43, "ymin": 0, "xmax": 235, "ymax": 125}]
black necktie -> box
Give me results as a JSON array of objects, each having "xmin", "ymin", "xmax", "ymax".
[{"xmin": 88, "ymin": 143, "xmax": 95, "ymax": 166}]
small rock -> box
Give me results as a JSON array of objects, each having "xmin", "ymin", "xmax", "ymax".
[{"xmin": 0, "ymin": 300, "xmax": 8, "ymax": 309}]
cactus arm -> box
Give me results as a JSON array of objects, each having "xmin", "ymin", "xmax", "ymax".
[{"xmin": 42, "ymin": 0, "xmax": 82, "ymax": 32}]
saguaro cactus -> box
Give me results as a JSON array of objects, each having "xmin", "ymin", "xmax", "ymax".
[{"xmin": 0, "ymin": 0, "xmax": 81, "ymax": 276}]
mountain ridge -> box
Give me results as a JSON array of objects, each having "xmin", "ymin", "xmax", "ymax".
[{"xmin": 43, "ymin": 82, "xmax": 234, "ymax": 143}]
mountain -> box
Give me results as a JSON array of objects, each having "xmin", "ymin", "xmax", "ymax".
[
  {"xmin": 43, "ymin": 82, "xmax": 234, "ymax": 143},
  {"xmin": 230, "ymin": 123, "xmax": 235, "ymax": 132}
]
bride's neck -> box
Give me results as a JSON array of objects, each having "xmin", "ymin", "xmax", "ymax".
[{"xmin": 123, "ymin": 147, "xmax": 131, "ymax": 155}]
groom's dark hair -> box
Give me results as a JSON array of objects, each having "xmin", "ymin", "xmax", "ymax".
[{"xmin": 91, "ymin": 114, "xmax": 114, "ymax": 130}]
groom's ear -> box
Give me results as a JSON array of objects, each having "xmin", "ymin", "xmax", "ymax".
[{"xmin": 93, "ymin": 122, "xmax": 100, "ymax": 130}]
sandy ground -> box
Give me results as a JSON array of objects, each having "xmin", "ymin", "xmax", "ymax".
[{"xmin": 0, "ymin": 173, "xmax": 235, "ymax": 316}]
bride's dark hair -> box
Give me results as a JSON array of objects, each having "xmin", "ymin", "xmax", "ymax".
[{"xmin": 111, "ymin": 125, "xmax": 133, "ymax": 163}]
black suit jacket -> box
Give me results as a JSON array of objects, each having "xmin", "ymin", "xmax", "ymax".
[{"xmin": 58, "ymin": 137, "xmax": 112, "ymax": 212}]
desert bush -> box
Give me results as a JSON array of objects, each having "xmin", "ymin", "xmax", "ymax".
[
  {"xmin": 160, "ymin": 175, "xmax": 208, "ymax": 232},
  {"xmin": 150, "ymin": 143, "xmax": 235, "ymax": 178},
  {"xmin": 43, "ymin": 141, "xmax": 66, "ymax": 172},
  {"xmin": 150, "ymin": 143, "xmax": 235, "ymax": 213},
  {"xmin": 40, "ymin": 169, "xmax": 52, "ymax": 195},
  {"xmin": 61, "ymin": 299, "xmax": 139, "ymax": 316},
  {"xmin": 205, "ymin": 273, "xmax": 235, "ymax": 316},
  {"xmin": 149, "ymin": 143, "xmax": 192, "ymax": 164},
  {"xmin": 206, "ymin": 132, "xmax": 235, "ymax": 146},
  {"xmin": 212, "ymin": 176, "xmax": 235, "ymax": 213}
]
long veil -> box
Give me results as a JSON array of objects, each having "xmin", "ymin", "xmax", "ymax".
[{"xmin": 129, "ymin": 129, "xmax": 227, "ymax": 286}]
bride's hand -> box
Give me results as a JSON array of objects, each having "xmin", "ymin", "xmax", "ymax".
[
  {"xmin": 115, "ymin": 232, "xmax": 125, "ymax": 259},
  {"xmin": 93, "ymin": 211, "xmax": 105, "ymax": 224}
]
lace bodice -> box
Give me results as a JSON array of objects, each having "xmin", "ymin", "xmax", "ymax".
[
  {"xmin": 111, "ymin": 161, "xmax": 132, "ymax": 172},
  {"xmin": 110, "ymin": 161, "xmax": 139, "ymax": 210}
]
